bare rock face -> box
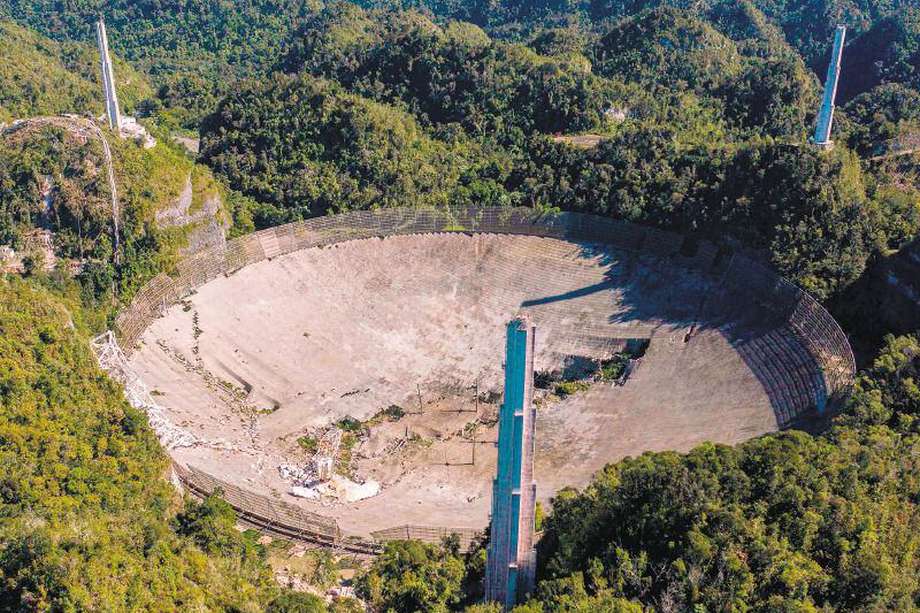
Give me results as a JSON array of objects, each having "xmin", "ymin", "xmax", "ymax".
[
  {"xmin": 155, "ymin": 174, "xmax": 227, "ymax": 255},
  {"xmin": 0, "ymin": 229, "xmax": 57, "ymax": 273},
  {"xmin": 172, "ymin": 135, "xmax": 199, "ymax": 154},
  {"xmin": 878, "ymin": 238, "xmax": 920, "ymax": 333}
]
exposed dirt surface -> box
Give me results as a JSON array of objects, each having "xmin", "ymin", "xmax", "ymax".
[{"xmin": 130, "ymin": 233, "xmax": 782, "ymax": 536}]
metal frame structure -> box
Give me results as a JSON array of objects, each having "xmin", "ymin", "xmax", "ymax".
[{"xmin": 91, "ymin": 331, "xmax": 200, "ymax": 450}]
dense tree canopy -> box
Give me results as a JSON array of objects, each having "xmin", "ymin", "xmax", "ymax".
[
  {"xmin": 0, "ymin": 0, "xmax": 314, "ymax": 128},
  {"xmin": 282, "ymin": 6, "xmax": 617, "ymax": 138},
  {"xmin": 197, "ymin": 2, "xmax": 918, "ymax": 302},
  {"xmin": 0, "ymin": 0, "xmax": 916, "ymax": 128},
  {"xmin": 838, "ymin": 7, "xmax": 920, "ymax": 102},
  {"xmin": 844, "ymin": 83, "xmax": 920, "ymax": 155},
  {"xmin": 357, "ymin": 540, "xmax": 468, "ymax": 612},
  {"xmin": 591, "ymin": 7, "xmax": 743, "ymax": 92},
  {"xmin": 505, "ymin": 131, "xmax": 883, "ymax": 298},
  {"xmin": 0, "ymin": 122, "xmax": 238, "ymax": 305},
  {"xmin": 200, "ymin": 74, "xmax": 517, "ymax": 224},
  {"xmin": 0, "ymin": 21, "xmax": 151, "ymax": 121},
  {"xmin": 0, "ymin": 279, "xmax": 279, "ymax": 609},
  {"xmin": 360, "ymin": 0, "xmax": 916, "ymax": 76}
]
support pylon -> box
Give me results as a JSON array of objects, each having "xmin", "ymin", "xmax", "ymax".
[
  {"xmin": 485, "ymin": 318, "xmax": 537, "ymax": 609},
  {"xmin": 96, "ymin": 18, "xmax": 123, "ymax": 132},
  {"xmin": 813, "ymin": 25, "xmax": 846, "ymax": 148}
]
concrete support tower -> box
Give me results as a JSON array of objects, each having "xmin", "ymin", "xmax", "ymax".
[
  {"xmin": 485, "ymin": 318, "xmax": 537, "ymax": 610},
  {"xmin": 96, "ymin": 18, "xmax": 122, "ymax": 132},
  {"xmin": 813, "ymin": 25, "xmax": 846, "ymax": 148}
]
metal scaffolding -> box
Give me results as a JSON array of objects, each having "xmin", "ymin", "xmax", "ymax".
[{"xmin": 91, "ymin": 330, "xmax": 199, "ymax": 450}]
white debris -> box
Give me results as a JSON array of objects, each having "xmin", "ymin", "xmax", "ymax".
[
  {"xmin": 279, "ymin": 463, "xmax": 315, "ymax": 485},
  {"xmin": 281, "ymin": 465, "xmax": 380, "ymax": 503},
  {"xmin": 329, "ymin": 586, "xmax": 357, "ymax": 599},
  {"xmin": 289, "ymin": 486, "xmax": 321, "ymax": 500},
  {"xmin": 333, "ymin": 476, "xmax": 380, "ymax": 502},
  {"xmin": 119, "ymin": 116, "xmax": 156, "ymax": 148},
  {"xmin": 91, "ymin": 331, "xmax": 202, "ymax": 449}
]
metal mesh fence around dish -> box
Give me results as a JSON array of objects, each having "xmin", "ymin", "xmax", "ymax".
[
  {"xmin": 114, "ymin": 206, "xmax": 855, "ymax": 404},
  {"xmin": 116, "ymin": 208, "xmax": 855, "ymax": 397},
  {"xmin": 118, "ymin": 208, "xmax": 668, "ymax": 348},
  {"xmin": 788, "ymin": 294, "xmax": 857, "ymax": 403},
  {"xmin": 721, "ymin": 254, "xmax": 856, "ymax": 403},
  {"xmin": 175, "ymin": 464, "xmax": 343, "ymax": 544},
  {"xmin": 109, "ymin": 206, "xmax": 858, "ymax": 551},
  {"xmin": 174, "ymin": 463, "xmax": 484, "ymax": 552},
  {"xmin": 370, "ymin": 525, "xmax": 483, "ymax": 552}
]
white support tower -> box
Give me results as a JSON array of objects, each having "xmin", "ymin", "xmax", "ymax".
[
  {"xmin": 485, "ymin": 318, "xmax": 537, "ymax": 610},
  {"xmin": 96, "ymin": 19, "xmax": 123, "ymax": 132},
  {"xmin": 813, "ymin": 25, "xmax": 846, "ymax": 148}
]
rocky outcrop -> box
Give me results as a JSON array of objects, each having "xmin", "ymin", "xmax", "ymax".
[
  {"xmin": 0, "ymin": 229, "xmax": 58, "ymax": 273},
  {"xmin": 155, "ymin": 174, "xmax": 227, "ymax": 255},
  {"xmin": 878, "ymin": 238, "xmax": 920, "ymax": 333}
]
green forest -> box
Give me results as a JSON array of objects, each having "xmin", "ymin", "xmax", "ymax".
[{"xmin": 1, "ymin": 0, "xmax": 920, "ymax": 610}]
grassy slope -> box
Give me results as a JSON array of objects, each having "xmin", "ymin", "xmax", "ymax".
[
  {"xmin": 0, "ymin": 277, "xmax": 277, "ymax": 610},
  {"xmin": 0, "ymin": 20, "xmax": 153, "ymax": 122}
]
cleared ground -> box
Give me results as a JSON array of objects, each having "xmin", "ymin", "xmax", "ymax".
[{"xmin": 130, "ymin": 233, "xmax": 785, "ymax": 536}]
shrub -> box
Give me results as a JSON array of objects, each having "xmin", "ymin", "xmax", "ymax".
[
  {"xmin": 335, "ymin": 416, "xmax": 363, "ymax": 432},
  {"xmin": 554, "ymin": 381, "xmax": 591, "ymax": 397},
  {"xmin": 297, "ymin": 435, "xmax": 318, "ymax": 453},
  {"xmin": 599, "ymin": 355, "xmax": 630, "ymax": 382},
  {"xmin": 267, "ymin": 591, "xmax": 327, "ymax": 613}
]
